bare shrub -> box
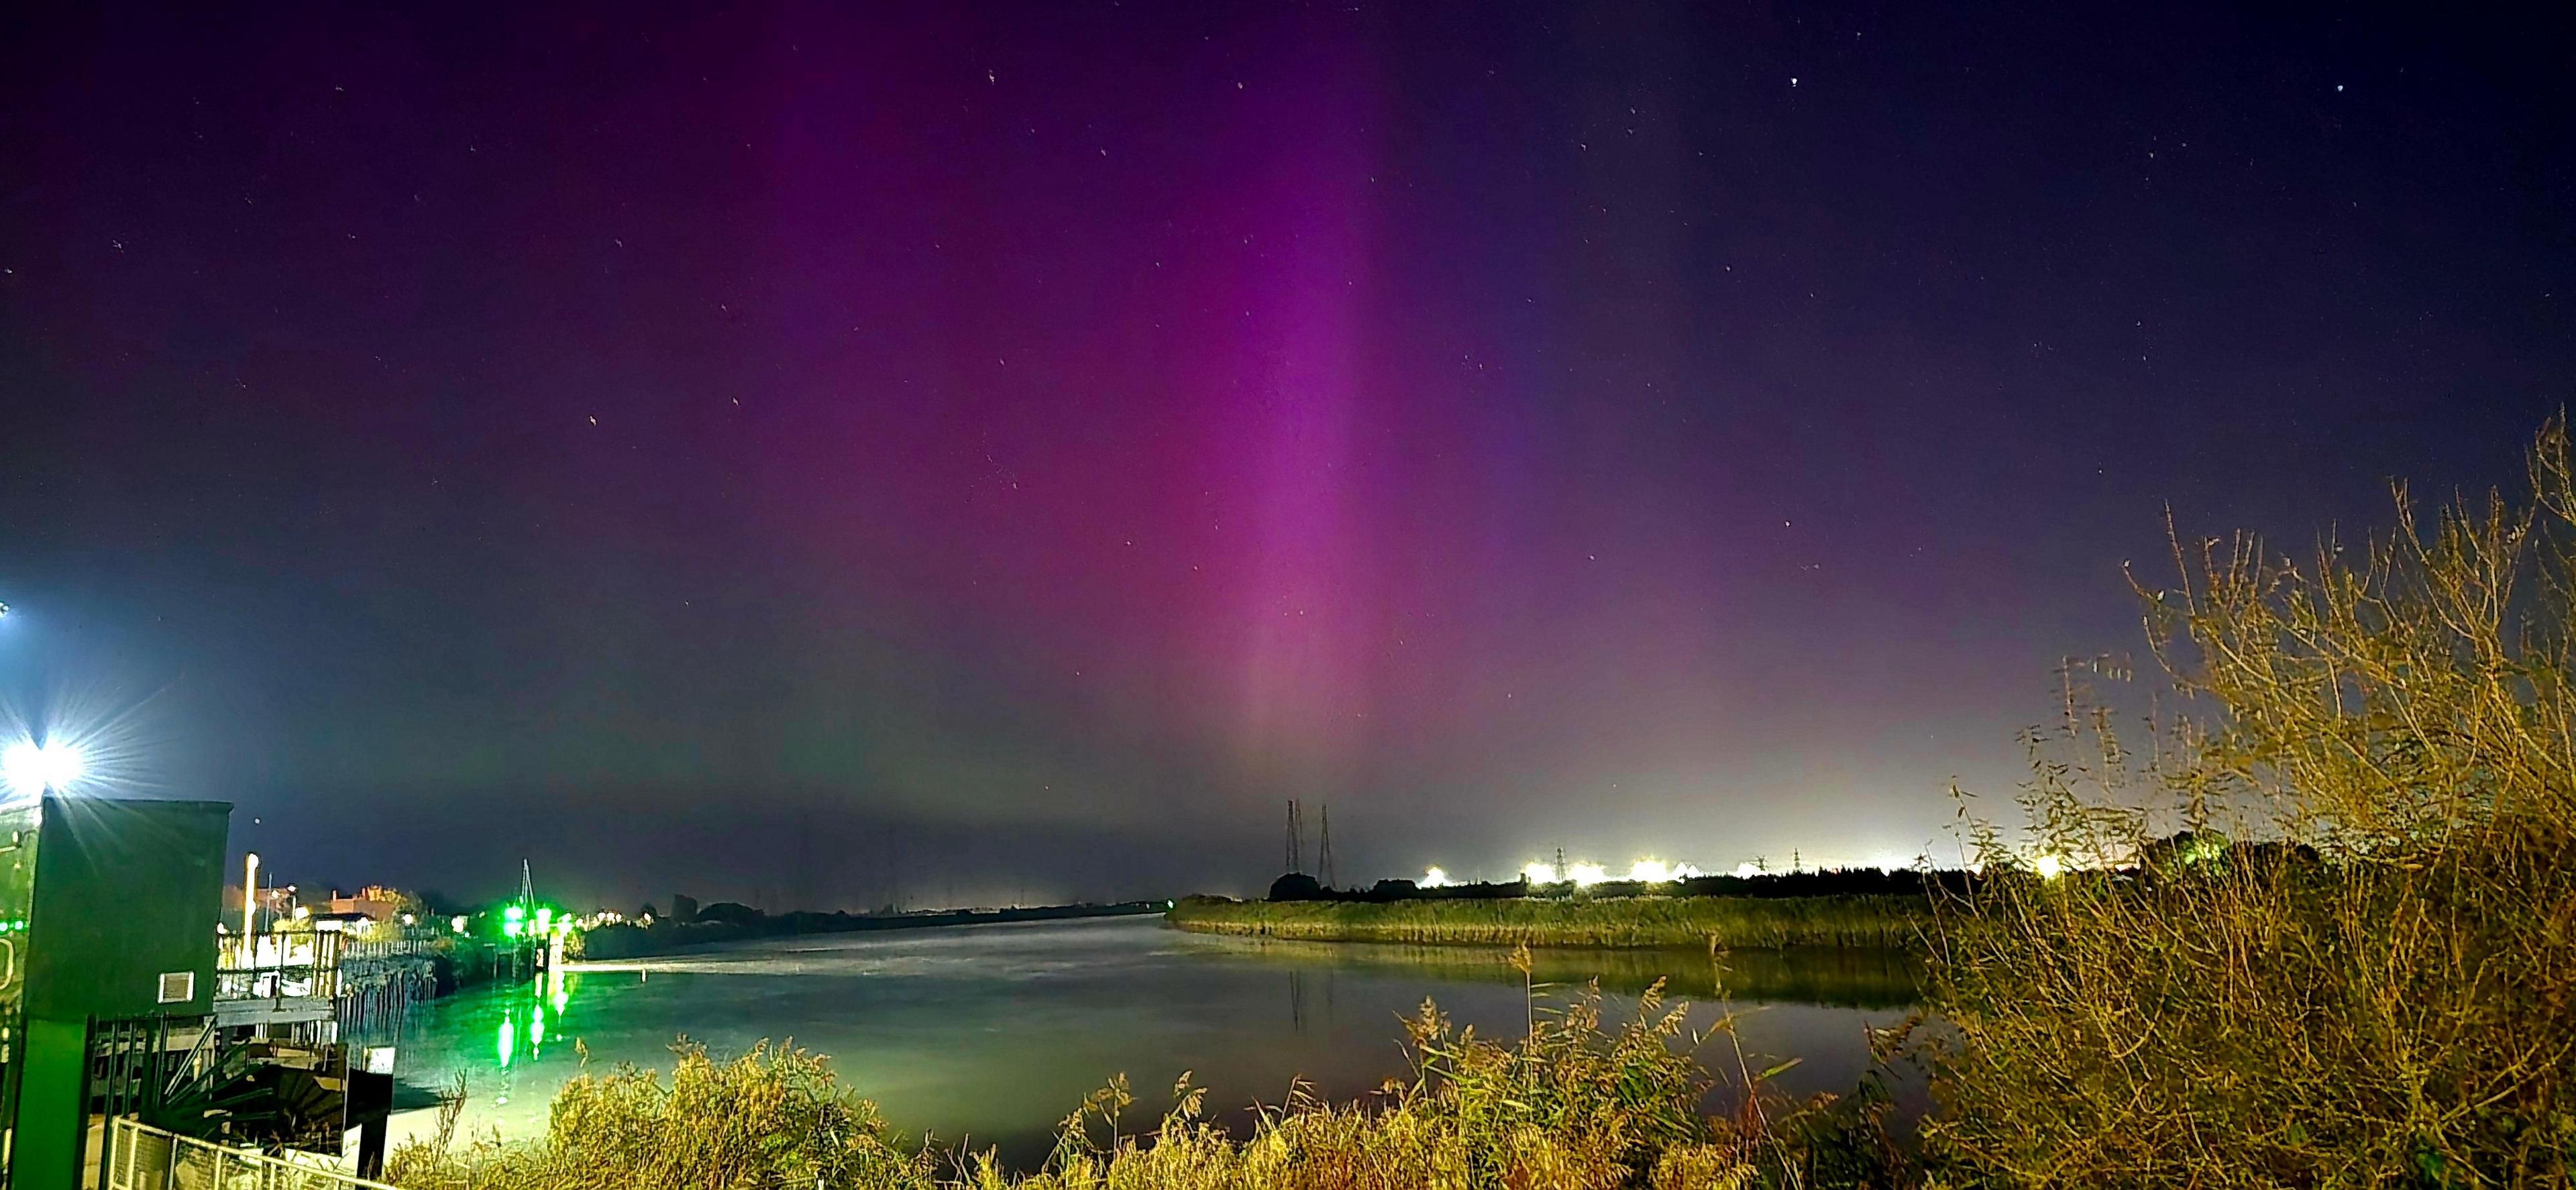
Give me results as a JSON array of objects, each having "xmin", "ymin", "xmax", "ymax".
[{"xmin": 1923, "ymin": 420, "xmax": 2576, "ymax": 1186}]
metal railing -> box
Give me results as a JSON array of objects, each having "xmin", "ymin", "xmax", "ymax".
[
  {"xmin": 339, "ymin": 932, "xmax": 444, "ymax": 962},
  {"xmin": 217, "ymin": 930, "xmax": 346, "ymax": 1002},
  {"xmin": 104, "ymin": 1117, "xmax": 402, "ymax": 1190}
]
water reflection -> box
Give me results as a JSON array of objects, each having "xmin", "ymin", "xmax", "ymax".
[
  {"xmin": 378, "ymin": 916, "xmax": 1921, "ymax": 1169},
  {"xmin": 1202, "ymin": 936, "xmax": 1919, "ymax": 1010}
]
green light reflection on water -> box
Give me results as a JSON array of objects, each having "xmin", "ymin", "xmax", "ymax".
[{"xmin": 492, "ymin": 970, "xmax": 581, "ymax": 1071}]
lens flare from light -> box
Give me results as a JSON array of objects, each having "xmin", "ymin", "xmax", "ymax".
[
  {"xmin": 2033, "ymin": 854, "xmax": 2065, "ymax": 879},
  {"xmin": 2, "ymin": 741, "xmax": 84, "ymax": 798}
]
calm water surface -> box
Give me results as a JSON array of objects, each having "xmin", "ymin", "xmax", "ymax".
[{"xmin": 376, "ymin": 916, "xmax": 1920, "ymax": 1166}]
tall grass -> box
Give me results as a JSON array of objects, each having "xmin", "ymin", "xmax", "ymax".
[
  {"xmin": 1169, "ymin": 895, "xmax": 1923, "ymax": 951},
  {"xmin": 386, "ymin": 1041, "xmax": 928, "ymax": 1189},
  {"xmin": 387, "ymin": 953, "xmax": 1911, "ymax": 1190},
  {"xmin": 1921, "ymin": 421, "xmax": 2576, "ymax": 1185}
]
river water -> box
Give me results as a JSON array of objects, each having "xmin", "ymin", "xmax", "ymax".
[{"xmin": 372, "ymin": 915, "xmax": 1921, "ymax": 1167}]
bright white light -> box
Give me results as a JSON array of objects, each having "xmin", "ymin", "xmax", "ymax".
[
  {"xmin": 1521, "ymin": 861, "xmax": 1558, "ymax": 885},
  {"xmin": 1732, "ymin": 862, "xmax": 1762, "ymax": 879},
  {"xmin": 3, "ymin": 741, "xmax": 84, "ymax": 798},
  {"xmin": 1567, "ymin": 862, "xmax": 1609, "ymax": 887},
  {"xmin": 1623, "ymin": 859, "xmax": 1704, "ymax": 883},
  {"xmin": 1870, "ymin": 853, "xmax": 1913, "ymax": 873},
  {"xmin": 2033, "ymin": 854, "xmax": 2065, "ymax": 879},
  {"xmin": 1419, "ymin": 867, "xmax": 1454, "ymax": 889}
]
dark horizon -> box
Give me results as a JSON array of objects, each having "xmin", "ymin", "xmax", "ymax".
[{"xmin": 5, "ymin": 2, "xmax": 2574, "ymax": 911}]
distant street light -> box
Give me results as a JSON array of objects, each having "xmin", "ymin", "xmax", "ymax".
[{"xmin": 1, "ymin": 741, "xmax": 83, "ymax": 799}]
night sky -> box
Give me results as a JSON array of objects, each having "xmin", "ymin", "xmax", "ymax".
[{"xmin": 4, "ymin": 3, "xmax": 2573, "ymax": 910}]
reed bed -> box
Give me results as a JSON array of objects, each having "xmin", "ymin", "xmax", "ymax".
[
  {"xmin": 1918, "ymin": 420, "xmax": 2576, "ymax": 1185},
  {"xmin": 1168, "ymin": 895, "xmax": 1925, "ymax": 951}
]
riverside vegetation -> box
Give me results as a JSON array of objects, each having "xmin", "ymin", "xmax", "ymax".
[
  {"xmin": 392, "ymin": 423, "xmax": 2576, "ymax": 1187},
  {"xmin": 1166, "ymin": 894, "xmax": 1925, "ymax": 952},
  {"xmin": 1189, "ymin": 934, "xmax": 1921, "ymax": 1011},
  {"xmin": 1913, "ymin": 421, "xmax": 2576, "ymax": 1184}
]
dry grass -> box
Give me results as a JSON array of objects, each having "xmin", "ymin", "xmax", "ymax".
[{"xmin": 1919, "ymin": 420, "xmax": 2576, "ymax": 1186}]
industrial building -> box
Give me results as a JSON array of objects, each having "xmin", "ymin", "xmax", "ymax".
[{"xmin": 0, "ymin": 796, "xmax": 436, "ymax": 1189}]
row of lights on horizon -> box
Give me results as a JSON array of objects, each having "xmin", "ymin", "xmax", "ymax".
[{"xmin": 1413, "ymin": 851, "xmax": 1935, "ymax": 890}]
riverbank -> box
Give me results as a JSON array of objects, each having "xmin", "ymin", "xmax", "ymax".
[{"xmin": 1165, "ymin": 893, "xmax": 1927, "ymax": 950}]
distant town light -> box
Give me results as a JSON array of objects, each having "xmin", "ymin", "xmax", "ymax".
[
  {"xmin": 1623, "ymin": 859, "xmax": 1703, "ymax": 883},
  {"xmin": 1567, "ymin": 862, "xmax": 1609, "ymax": 887},
  {"xmin": 2, "ymin": 740, "xmax": 84, "ymax": 798},
  {"xmin": 1521, "ymin": 861, "xmax": 1558, "ymax": 885},
  {"xmin": 1732, "ymin": 862, "xmax": 1761, "ymax": 879},
  {"xmin": 1419, "ymin": 866, "xmax": 1455, "ymax": 889}
]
